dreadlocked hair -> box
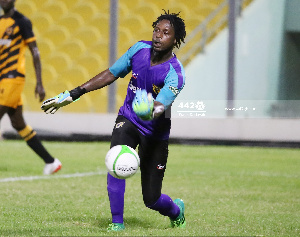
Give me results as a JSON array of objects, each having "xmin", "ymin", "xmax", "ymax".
[{"xmin": 152, "ymin": 9, "xmax": 186, "ymax": 49}]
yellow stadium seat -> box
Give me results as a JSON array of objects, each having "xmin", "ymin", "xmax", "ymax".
[
  {"xmin": 31, "ymin": 13, "xmax": 54, "ymax": 34},
  {"xmin": 58, "ymin": 13, "xmax": 85, "ymax": 34},
  {"xmin": 16, "ymin": 1, "xmax": 37, "ymax": 16},
  {"xmin": 119, "ymin": 15, "xmax": 147, "ymax": 37},
  {"xmin": 29, "ymin": 0, "xmax": 46, "ymax": 8},
  {"xmin": 74, "ymin": 26, "xmax": 102, "ymax": 48},
  {"xmin": 42, "ymin": 65, "xmax": 58, "ymax": 83},
  {"xmin": 134, "ymin": 2, "xmax": 160, "ymax": 25},
  {"xmin": 76, "ymin": 53, "xmax": 104, "ymax": 77},
  {"xmin": 59, "ymin": 65, "xmax": 88, "ymax": 88},
  {"xmin": 45, "ymin": 52, "xmax": 72, "ymax": 73},
  {"xmin": 88, "ymin": 13, "xmax": 109, "ymax": 34},
  {"xmin": 38, "ymin": 38, "xmax": 55, "ymax": 57},
  {"xmin": 59, "ymin": 39, "xmax": 86, "ymax": 59},
  {"xmin": 90, "ymin": 42, "xmax": 108, "ymax": 65},
  {"xmin": 42, "ymin": 0, "xmax": 68, "ymax": 21},
  {"xmin": 118, "ymin": 27, "xmax": 136, "ymax": 55},
  {"xmin": 118, "ymin": 1, "xmax": 130, "ymax": 19},
  {"xmin": 62, "ymin": 0, "xmax": 80, "ymax": 9},
  {"xmin": 72, "ymin": 1, "xmax": 98, "ymax": 22},
  {"xmin": 42, "ymin": 25, "xmax": 70, "ymax": 45}
]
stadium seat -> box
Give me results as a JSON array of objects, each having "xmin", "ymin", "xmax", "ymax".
[
  {"xmin": 42, "ymin": 65, "xmax": 58, "ymax": 82},
  {"xmin": 118, "ymin": 27, "xmax": 136, "ymax": 55},
  {"xmin": 89, "ymin": 42, "xmax": 108, "ymax": 65},
  {"xmin": 37, "ymin": 38, "xmax": 55, "ymax": 57},
  {"xmin": 59, "ymin": 65, "xmax": 88, "ymax": 88},
  {"xmin": 72, "ymin": 1, "xmax": 98, "ymax": 23},
  {"xmin": 58, "ymin": 13, "xmax": 85, "ymax": 34},
  {"xmin": 29, "ymin": 0, "xmax": 46, "ymax": 8},
  {"xmin": 134, "ymin": 2, "xmax": 160, "ymax": 25},
  {"xmin": 118, "ymin": 1, "xmax": 130, "ymax": 19},
  {"xmin": 31, "ymin": 13, "xmax": 54, "ymax": 34},
  {"xmin": 76, "ymin": 53, "xmax": 104, "ymax": 77},
  {"xmin": 88, "ymin": 13, "xmax": 109, "ymax": 34},
  {"xmin": 59, "ymin": 39, "xmax": 86, "ymax": 59},
  {"xmin": 42, "ymin": 25, "xmax": 70, "ymax": 45},
  {"xmin": 42, "ymin": 1, "xmax": 68, "ymax": 21},
  {"xmin": 74, "ymin": 26, "xmax": 102, "ymax": 49},
  {"xmin": 62, "ymin": 0, "xmax": 80, "ymax": 9},
  {"xmin": 16, "ymin": 1, "xmax": 36, "ymax": 16},
  {"xmin": 44, "ymin": 52, "xmax": 72, "ymax": 73},
  {"xmin": 119, "ymin": 15, "xmax": 147, "ymax": 39}
]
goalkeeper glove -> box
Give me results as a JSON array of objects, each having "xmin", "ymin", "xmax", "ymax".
[
  {"xmin": 132, "ymin": 89, "xmax": 154, "ymax": 121},
  {"xmin": 41, "ymin": 90, "xmax": 75, "ymax": 114}
]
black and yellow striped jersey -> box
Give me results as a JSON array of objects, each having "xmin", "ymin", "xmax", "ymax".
[{"xmin": 0, "ymin": 10, "xmax": 36, "ymax": 81}]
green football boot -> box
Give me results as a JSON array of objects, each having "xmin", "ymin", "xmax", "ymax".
[
  {"xmin": 107, "ymin": 223, "xmax": 125, "ymax": 231},
  {"xmin": 170, "ymin": 198, "xmax": 186, "ymax": 228}
]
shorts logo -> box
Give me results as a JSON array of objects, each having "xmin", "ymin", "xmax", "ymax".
[
  {"xmin": 169, "ymin": 86, "xmax": 179, "ymax": 95},
  {"xmin": 115, "ymin": 122, "xmax": 125, "ymax": 128},
  {"xmin": 157, "ymin": 164, "xmax": 165, "ymax": 170}
]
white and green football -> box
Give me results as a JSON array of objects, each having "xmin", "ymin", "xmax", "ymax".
[{"xmin": 105, "ymin": 145, "xmax": 140, "ymax": 179}]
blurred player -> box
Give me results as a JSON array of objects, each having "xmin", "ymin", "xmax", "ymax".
[
  {"xmin": 41, "ymin": 10, "xmax": 186, "ymax": 230},
  {"xmin": 0, "ymin": 0, "xmax": 61, "ymax": 175}
]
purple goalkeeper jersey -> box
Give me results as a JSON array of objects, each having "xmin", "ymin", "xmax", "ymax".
[{"xmin": 109, "ymin": 41, "xmax": 185, "ymax": 140}]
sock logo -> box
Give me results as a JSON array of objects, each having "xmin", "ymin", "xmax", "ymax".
[{"xmin": 157, "ymin": 164, "xmax": 165, "ymax": 170}]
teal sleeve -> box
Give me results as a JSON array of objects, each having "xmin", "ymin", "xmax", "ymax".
[
  {"xmin": 156, "ymin": 64, "xmax": 185, "ymax": 109},
  {"xmin": 109, "ymin": 41, "xmax": 152, "ymax": 78}
]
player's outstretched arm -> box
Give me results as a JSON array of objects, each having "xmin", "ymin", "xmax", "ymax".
[{"xmin": 41, "ymin": 69, "xmax": 117, "ymax": 114}]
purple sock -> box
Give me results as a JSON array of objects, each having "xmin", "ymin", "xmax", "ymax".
[
  {"xmin": 107, "ymin": 173, "xmax": 126, "ymax": 223},
  {"xmin": 146, "ymin": 194, "xmax": 180, "ymax": 219}
]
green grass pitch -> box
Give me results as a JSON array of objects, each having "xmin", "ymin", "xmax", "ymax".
[{"xmin": 0, "ymin": 140, "xmax": 299, "ymax": 236}]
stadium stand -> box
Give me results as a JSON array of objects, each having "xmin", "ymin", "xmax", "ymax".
[
  {"xmin": 17, "ymin": 0, "xmax": 252, "ymax": 113},
  {"xmin": 58, "ymin": 13, "xmax": 85, "ymax": 33},
  {"xmin": 31, "ymin": 13, "xmax": 54, "ymax": 35}
]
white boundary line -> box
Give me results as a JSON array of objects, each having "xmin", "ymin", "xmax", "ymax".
[{"xmin": 0, "ymin": 171, "xmax": 107, "ymax": 183}]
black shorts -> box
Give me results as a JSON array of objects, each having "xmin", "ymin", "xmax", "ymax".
[{"xmin": 110, "ymin": 115, "xmax": 169, "ymax": 205}]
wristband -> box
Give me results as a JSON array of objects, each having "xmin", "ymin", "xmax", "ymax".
[{"xmin": 69, "ymin": 86, "xmax": 86, "ymax": 100}]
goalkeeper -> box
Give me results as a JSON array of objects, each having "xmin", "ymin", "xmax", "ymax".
[{"xmin": 42, "ymin": 10, "xmax": 186, "ymax": 231}]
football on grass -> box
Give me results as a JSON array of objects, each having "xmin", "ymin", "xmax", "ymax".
[{"xmin": 105, "ymin": 145, "xmax": 140, "ymax": 179}]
